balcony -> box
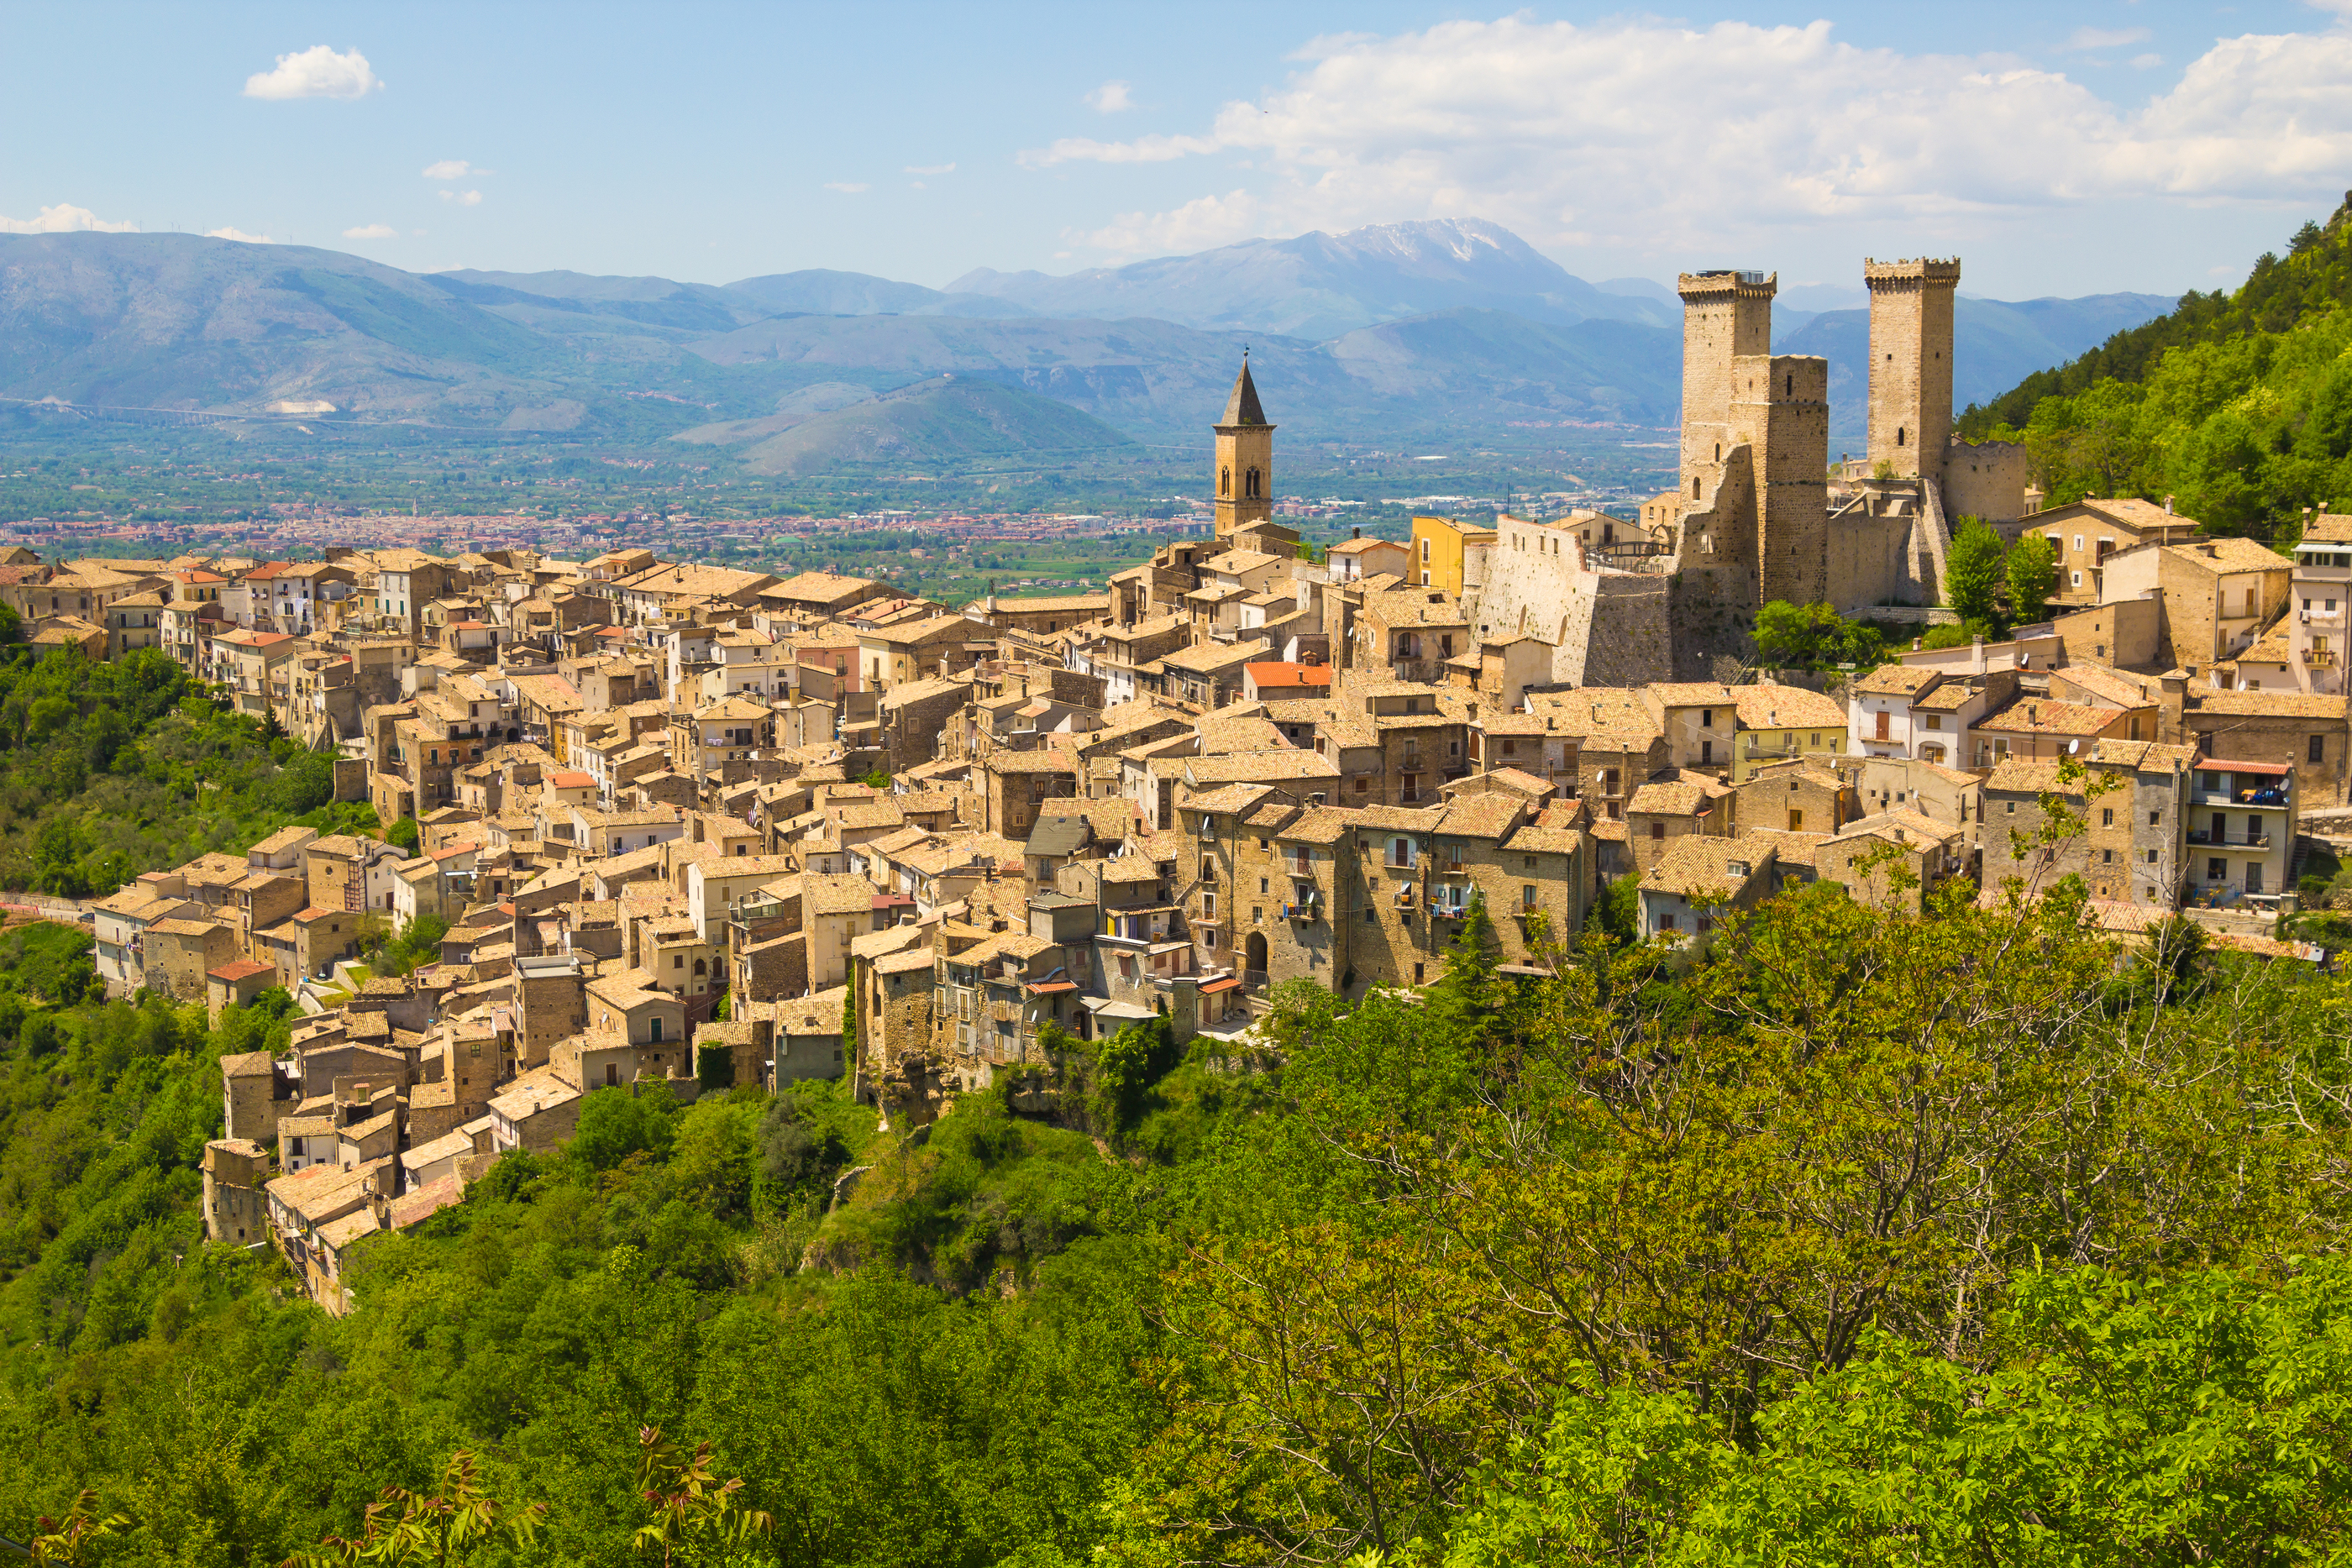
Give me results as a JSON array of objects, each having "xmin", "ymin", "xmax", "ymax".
[
  {"xmin": 2188, "ymin": 831, "xmax": 2272, "ymax": 849},
  {"xmin": 1283, "ymin": 899, "xmax": 1321, "ymax": 921},
  {"xmin": 1393, "ymin": 887, "xmax": 1417, "ymax": 910}
]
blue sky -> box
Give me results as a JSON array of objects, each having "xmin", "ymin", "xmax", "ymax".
[{"xmin": 3, "ymin": 1, "xmax": 2348, "ymax": 302}]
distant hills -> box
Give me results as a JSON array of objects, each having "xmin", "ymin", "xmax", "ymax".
[
  {"xmin": 0, "ymin": 221, "xmax": 2177, "ymax": 469},
  {"xmin": 943, "ymin": 218, "xmax": 1677, "ymax": 338},
  {"xmin": 675, "ymin": 375, "xmax": 1133, "ymax": 476}
]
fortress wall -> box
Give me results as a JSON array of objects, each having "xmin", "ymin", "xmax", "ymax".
[{"xmin": 1944, "ymin": 438, "xmax": 2032, "ymax": 526}]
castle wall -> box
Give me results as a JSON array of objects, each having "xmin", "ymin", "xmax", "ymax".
[
  {"xmin": 1828, "ymin": 498, "xmax": 1916, "ymax": 612},
  {"xmin": 1580, "ymin": 576, "xmax": 1675, "ymax": 687},
  {"xmin": 1943, "ymin": 438, "xmax": 2031, "ymax": 526},
  {"xmin": 1666, "ymin": 448, "xmax": 1761, "ymax": 679},
  {"xmin": 1865, "ymin": 259, "xmax": 1960, "ymax": 483}
]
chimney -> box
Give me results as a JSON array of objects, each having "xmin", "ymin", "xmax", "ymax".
[
  {"xmin": 2164, "ymin": 495, "xmax": 2176, "ymax": 514},
  {"xmin": 1352, "ymin": 526, "xmax": 1362, "ymax": 540},
  {"xmin": 1912, "ymin": 637, "xmax": 1923, "ymax": 652},
  {"xmin": 1971, "ymin": 635, "xmax": 1986, "ymax": 675}
]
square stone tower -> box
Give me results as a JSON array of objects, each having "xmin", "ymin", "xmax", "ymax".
[
  {"xmin": 1733, "ymin": 354, "xmax": 1830, "ymax": 606},
  {"xmin": 1677, "ymin": 270, "xmax": 1777, "ymax": 512},
  {"xmin": 1864, "ymin": 257, "xmax": 1961, "ymax": 483},
  {"xmin": 1212, "ymin": 355, "xmax": 1275, "ymax": 542}
]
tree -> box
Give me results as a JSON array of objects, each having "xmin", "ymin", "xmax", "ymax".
[
  {"xmin": 26, "ymin": 1491, "xmax": 129, "ymax": 1566},
  {"xmin": 1753, "ymin": 601, "xmax": 1884, "ymax": 672},
  {"xmin": 1428, "ymin": 889, "xmax": 1507, "ymax": 1046},
  {"xmin": 285, "ymin": 1451, "xmax": 542, "ymax": 1568},
  {"xmin": 385, "ymin": 816, "xmax": 421, "ymax": 852},
  {"xmin": 2005, "ymin": 531, "xmax": 2057, "ymax": 625},
  {"xmin": 1943, "ymin": 518, "xmax": 2007, "ymax": 627},
  {"xmin": 633, "ymin": 1428, "xmax": 772, "ymax": 1568}
]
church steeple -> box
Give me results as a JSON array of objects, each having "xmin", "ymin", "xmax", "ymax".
[
  {"xmin": 1212, "ymin": 352, "xmax": 1277, "ymax": 543},
  {"xmin": 1221, "ymin": 355, "xmax": 1268, "ymax": 427}
]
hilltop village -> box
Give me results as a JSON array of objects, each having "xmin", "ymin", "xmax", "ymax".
[{"xmin": 23, "ymin": 257, "xmax": 2350, "ymax": 1312}]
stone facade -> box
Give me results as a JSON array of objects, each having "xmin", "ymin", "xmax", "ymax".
[{"xmin": 1865, "ymin": 258, "xmax": 1961, "ymax": 483}]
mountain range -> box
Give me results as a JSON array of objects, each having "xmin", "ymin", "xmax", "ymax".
[{"xmin": 0, "ymin": 220, "xmax": 2175, "ymax": 464}]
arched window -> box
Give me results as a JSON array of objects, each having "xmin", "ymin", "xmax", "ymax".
[
  {"xmin": 1897, "ymin": 427, "xmax": 1907, "ymax": 448},
  {"xmin": 1246, "ymin": 467, "xmax": 1262, "ymax": 498},
  {"xmin": 1220, "ymin": 467, "xmax": 1231, "ymax": 496},
  {"xmin": 1692, "ymin": 477, "xmax": 1702, "ymax": 500},
  {"xmin": 692, "ymin": 958, "xmax": 706, "ymax": 975},
  {"xmin": 1785, "ymin": 373, "xmax": 1793, "ymax": 396}
]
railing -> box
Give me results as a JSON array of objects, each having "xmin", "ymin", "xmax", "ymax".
[
  {"xmin": 1244, "ymin": 969, "xmax": 1268, "ymax": 989},
  {"xmin": 2189, "ymin": 831, "xmax": 2272, "ymax": 848},
  {"xmin": 1284, "ymin": 899, "xmax": 1320, "ymax": 920}
]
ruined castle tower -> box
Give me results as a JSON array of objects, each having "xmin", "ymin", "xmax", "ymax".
[
  {"xmin": 1673, "ymin": 270, "xmax": 1830, "ymax": 608},
  {"xmin": 1677, "ymin": 270, "xmax": 1776, "ymax": 513},
  {"xmin": 1735, "ymin": 354, "xmax": 1830, "ymax": 606},
  {"xmin": 1864, "ymin": 257, "xmax": 1960, "ymax": 483},
  {"xmin": 1212, "ymin": 355, "xmax": 1274, "ymax": 542}
]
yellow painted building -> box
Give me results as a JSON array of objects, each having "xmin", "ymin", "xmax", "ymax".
[
  {"xmin": 1409, "ymin": 515, "xmax": 1495, "ymax": 595},
  {"xmin": 1730, "ymin": 681, "xmax": 1850, "ymax": 783}
]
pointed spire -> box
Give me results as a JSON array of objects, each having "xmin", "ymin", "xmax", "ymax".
[{"xmin": 1220, "ymin": 354, "xmax": 1268, "ymax": 427}]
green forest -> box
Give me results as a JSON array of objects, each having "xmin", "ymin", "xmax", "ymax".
[
  {"xmin": 1960, "ymin": 191, "xmax": 2352, "ymax": 544},
  {"xmin": 8, "ymin": 853, "xmax": 2352, "ymax": 1565},
  {"xmin": 0, "ymin": 641, "xmax": 373, "ymax": 899}
]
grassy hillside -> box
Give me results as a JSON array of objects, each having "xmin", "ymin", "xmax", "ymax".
[{"xmin": 1956, "ymin": 195, "xmax": 2352, "ymax": 539}]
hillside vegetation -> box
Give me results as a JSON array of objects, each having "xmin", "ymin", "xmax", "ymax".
[
  {"xmin": 9, "ymin": 855, "xmax": 2352, "ymax": 1563},
  {"xmin": 0, "ymin": 640, "xmax": 371, "ymax": 897},
  {"xmin": 1959, "ymin": 193, "xmax": 2352, "ymax": 540}
]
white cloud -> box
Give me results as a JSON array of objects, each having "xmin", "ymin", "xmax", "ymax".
[
  {"xmin": 1085, "ymin": 79, "xmax": 1134, "ymax": 113},
  {"xmin": 422, "ymin": 160, "xmax": 475, "ymax": 181},
  {"xmin": 343, "ymin": 223, "xmax": 396, "ymax": 239},
  {"xmin": 2132, "ymin": 53, "xmax": 2164, "ymax": 69},
  {"xmin": 905, "ymin": 162, "xmax": 956, "ymax": 175},
  {"xmin": 1027, "ymin": 18, "xmax": 2352, "ymax": 257},
  {"xmin": 1021, "ymin": 132, "xmax": 1220, "ymax": 168},
  {"xmin": 437, "ymin": 190, "xmax": 484, "ymax": 206},
  {"xmin": 2062, "ymin": 26, "xmax": 2153, "ymax": 50},
  {"xmin": 0, "ymin": 203, "xmax": 137, "ymax": 234},
  {"xmin": 242, "ymin": 45, "xmax": 380, "ymax": 101},
  {"xmin": 206, "ymin": 227, "xmax": 276, "ymax": 244},
  {"xmin": 823, "ymin": 181, "xmax": 871, "ymax": 193}
]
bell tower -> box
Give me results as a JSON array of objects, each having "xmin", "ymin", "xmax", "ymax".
[{"xmin": 1212, "ymin": 354, "xmax": 1274, "ymax": 542}]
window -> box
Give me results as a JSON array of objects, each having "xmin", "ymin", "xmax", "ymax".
[
  {"xmin": 2208, "ymin": 858, "xmax": 2228, "ymax": 882},
  {"xmin": 1258, "ymin": 878, "xmax": 1268, "ymax": 894},
  {"xmin": 2147, "ymin": 848, "xmax": 2160, "ymax": 863},
  {"xmin": 1700, "ymin": 709, "xmax": 1714, "ymax": 728},
  {"xmin": 2101, "ymin": 808, "xmax": 2113, "ymax": 826},
  {"xmin": 2005, "ymin": 802, "xmax": 2016, "ymax": 815},
  {"xmin": 2071, "ymin": 571, "xmax": 2083, "ymax": 587},
  {"xmin": 2103, "ymin": 849, "xmax": 2114, "ymax": 863},
  {"xmin": 1413, "ymin": 962, "xmax": 1425, "ymax": 985},
  {"xmin": 2150, "ymin": 810, "xmax": 2160, "ymax": 826},
  {"xmin": 1788, "ymin": 808, "xmax": 1804, "ymax": 831},
  {"xmin": 1201, "ymin": 891, "xmax": 1217, "ymax": 919},
  {"xmin": 2314, "ymin": 734, "xmax": 2328, "ymax": 763},
  {"xmin": 1650, "ymin": 821, "xmax": 1666, "ymax": 840},
  {"xmin": 1925, "ymin": 715, "xmax": 1943, "ymax": 731}
]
